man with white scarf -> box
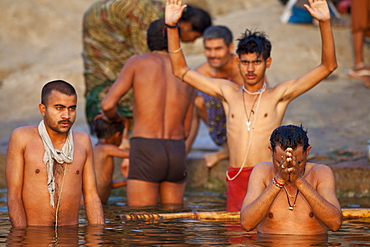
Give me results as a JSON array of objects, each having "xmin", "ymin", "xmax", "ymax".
[{"xmin": 6, "ymin": 80, "xmax": 104, "ymax": 228}]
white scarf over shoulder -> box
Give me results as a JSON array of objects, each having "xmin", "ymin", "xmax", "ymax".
[{"xmin": 38, "ymin": 120, "xmax": 74, "ymax": 207}]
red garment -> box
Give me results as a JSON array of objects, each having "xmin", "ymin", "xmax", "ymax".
[{"xmin": 225, "ymin": 166, "xmax": 254, "ymax": 211}]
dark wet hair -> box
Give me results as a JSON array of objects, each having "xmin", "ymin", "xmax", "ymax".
[
  {"xmin": 181, "ymin": 5, "xmax": 212, "ymax": 34},
  {"xmin": 270, "ymin": 125, "xmax": 310, "ymax": 153},
  {"xmin": 147, "ymin": 18, "xmax": 168, "ymax": 51},
  {"xmin": 203, "ymin": 25, "xmax": 233, "ymax": 46},
  {"xmin": 236, "ymin": 29, "xmax": 271, "ymax": 60},
  {"xmin": 94, "ymin": 118, "xmax": 124, "ymax": 139},
  {"xmin": 41, "ymin": 80, "xmax": 76, "ymax": 105}
]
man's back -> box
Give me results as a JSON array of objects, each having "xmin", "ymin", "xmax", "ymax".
[{"xmin": 128, "ymin": 52, "xmax": 195, "ymax": 139}]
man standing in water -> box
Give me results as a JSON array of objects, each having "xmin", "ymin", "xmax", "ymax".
[
  {"xmin": 101, "ymin": 19, "xmax": 196, "ymax": 207},
  {"xmin": 165, "ymin": 0, "xmax": 337, "ymax": 211},
  {"xmin": 6, "ymin": 80, "xmax": 104, "ymax": 227},
  {"xmin": 241, "ymin": 125, "xmax": 342, "ymax": 234}
]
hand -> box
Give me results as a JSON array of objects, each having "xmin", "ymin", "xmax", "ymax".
[
  {"xmin": 276, "ymin": 147, "xmax": 303, "ymax": 183},
  {"xmin": 304, "ymin": 0, "xmax": 330, "ymax": 22},
  {"xmin": 165, "ymin": 0, "xmax": 187, "ymax": 26},
  {"xmin": 94, "ymin": 110, "xmax": 125, "ymax": 124}
]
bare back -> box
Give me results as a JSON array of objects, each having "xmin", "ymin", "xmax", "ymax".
[
  {"xmin": 129, "ymin": 52, "xmax": 195, "ymax": 139},
  {"xmin": 6, "ymin": 126, "xmax": 91, "ymax": 226}
]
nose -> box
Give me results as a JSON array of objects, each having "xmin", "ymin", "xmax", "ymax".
[
  {"xmin": 61, "ymin": 109, "xmax": 71, "ymax": 119},
  {"xmin": 247, "ymin": 62, "xmax": 255, "ymax": 72}
]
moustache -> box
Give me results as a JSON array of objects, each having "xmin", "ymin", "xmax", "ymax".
[{"xmin": 58, "ymin": 120, "xmax": 72, "ymax": 124}]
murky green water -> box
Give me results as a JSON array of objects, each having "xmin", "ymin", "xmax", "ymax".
[{"xmin": 1, "ymin": 188, "xmax": 369, "ymax": 246}]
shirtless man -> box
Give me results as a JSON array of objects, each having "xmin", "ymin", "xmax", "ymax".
[
  {"xmin": 6, "ymin": 80, "xmax": 104, "ymax": 228},
  {"xmin": 101, "ymin": 19, "xmax": 196, "ymax": 207},
  {"xmin": 240, "ymin": 125, "xmax": 342, "ymax": 234},
  {"xmin": 93, "ymin": 117, "xmax": 129, "ymax": 204},
  {"xmin": 165, "ymin": 0, "xmax": 337, "ymax": 211},
  {"xmin": 186, "ymin": 25, "xmax": 244, "ymax": 167}
]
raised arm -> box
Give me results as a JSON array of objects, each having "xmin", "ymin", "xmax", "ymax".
[
  {"xmin": 6, "ymin": 128, "xmax": 27, "ymax": 228},
  {"xmin": 277, "ymin": 0, "xmax": 337, "ymax": 101},
  {"xmin": 165, "ymin": 0, "xmax": 234, "ymax": 99},
  {"xmin": 101, "ymin": 56, "xmax": 136, "ymax": 121},
  {"xmin": 82, "ymin": 134, "xmax": 105, "ymax": 225}
]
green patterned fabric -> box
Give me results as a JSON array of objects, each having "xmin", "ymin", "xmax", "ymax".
[{"xmin": 82, "ymin": 0, "xmax": 163, "ymax": 129}]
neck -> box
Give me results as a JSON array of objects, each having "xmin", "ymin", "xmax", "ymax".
[
  {"xmin": 242, "ymin": 82, "xmax": 267, "ymax": 95},
  {"xmin": 153, "ymin": 50, "xmax": 168, "ymax": 55}
]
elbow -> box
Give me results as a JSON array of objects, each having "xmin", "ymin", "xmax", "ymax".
[
  {"xmin": 241, "ymin": 223, "xmax": 256, "ymax": 232},
  {"xmin": 101, "ymin": 98, "xmax": 113, "ymax": 113},
  {"xmin": 173, "ymin": 69, "xmax": 182, "ymax": 79},
  {"xmin": 326, "ymin": 212, "xmax": 342, "ymax": 232},
  {"xmin": 240, "ymin": 214, "xmax": 257, "ymax": 232},
  {"xmin": 326, "ymin": 61, "xmax": 338, "ymax": 74},
  {"xmin": 328, "ymin": 217, "xmax": 342, "ymax": 232}
]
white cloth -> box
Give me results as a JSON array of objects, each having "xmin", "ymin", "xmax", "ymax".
[{"xmin": 38, "ymin": 120, "xmax": 74, "ymax": 207}]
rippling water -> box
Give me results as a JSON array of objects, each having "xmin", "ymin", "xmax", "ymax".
[{"xmin": 0, "ymin": 189, "xmax": 369, "ymax": 246}]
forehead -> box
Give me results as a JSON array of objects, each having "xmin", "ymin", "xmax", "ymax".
[
  {"xmin": 46, "ymin": 90, "xmax": 77, "ymax": 106},
  {"xmin": 238, "ymin": 52, "xmax": 262, "ymax": 61},
  {"xmin": 204, "ymin": 38, "xmax": 228, "ymax": 48}
]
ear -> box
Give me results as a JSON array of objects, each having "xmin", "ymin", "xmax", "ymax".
[
  {"xmin": 268, "ymin": 146, "xmax": 273, "ymax": 154},
  {"xmin": 305, "ymin": 146, "xmax": 312, "ymax": 155},
  {"xmin": 229, "ymin": 43, "xmax": 235, "ymax": 53},
  {"xmin": 39, "ymin": 103, "xmax": 46, "ymax": 117},
  {"xmin": 265, "ymin": 57, "xmax": 272, "ymax": 68}
]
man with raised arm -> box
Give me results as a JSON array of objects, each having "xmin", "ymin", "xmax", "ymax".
[
  {"xmin": 165, "ymin": 0, "xmax": 337, "ymax": 211},
  {"xmin": 6, "ymin": 80, "xmax": 104, "ymax": 228},
  {"xmin": 241, "ymin": 125, "xmax": 342, "ymax": 234}
]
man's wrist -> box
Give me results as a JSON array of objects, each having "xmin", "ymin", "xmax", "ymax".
[
  {"xmin": 165, "ymin": 23, "xmax": 178, "ymax": 28},
  {"xmin": 272, "ymin": 177, "xmax": 284, "ymax": 189}
]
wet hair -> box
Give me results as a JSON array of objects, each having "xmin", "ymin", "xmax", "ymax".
[
  {"xmin": 270, "ymin": 125, "xmax": 310, "ymax": 153},
  {"xmin": 147, "ymin": 18, "xmax": 168, "ymax": 51},
  {"xmin": 94, "ymin": 118, "xmax": 124, "ymax": 139},
  {"xmin": 181, "ymin": 5, "xmax": 212, "ymax": 34},
  {"xmin": 41, "ymin": 80, "xmax": 76, "ymax": 105},
  {"xmin": 236, "ymin": 29, "xmax": 271, "ymax": 60},
  {"xmin": 203, "ymin": 25, "xmax": 233, "ymax": 46}
]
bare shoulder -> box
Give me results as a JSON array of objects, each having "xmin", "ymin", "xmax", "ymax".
[
  {"xmin": 252, "ymin": 162, "xmax": 274, "ymax": 176},
  {"xmin": 72, "ymin": 131, "xmax": 92, "ymax": 145},
  {"xmin": 307, "ymin": 163, "xmax": 333, "ymax": 175},
  {"xmin": 10, "ymin": 126, "xmax": 37, "ymax": 140},
  {"xmin": 195, "ymin": 62, "xmax": 212, "ymax": 76}
]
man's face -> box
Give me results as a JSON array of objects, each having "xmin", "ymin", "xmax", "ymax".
[
  {"xmin": 237, "ymin": 53, "xmax": 271, "ymax": 86},
  {"xmin": 271, "ymin": 145, "xmax": 311, "ymax": 180},
  {"xmin": 39, "ymin": 90, "xmax": 77, "ymax": 134},
  {"xmin": 204, "ymin": 38, "xmax": 232, "ymax": 69}
]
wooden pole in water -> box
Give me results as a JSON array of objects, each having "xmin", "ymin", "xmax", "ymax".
[{"xmin": 116, "ymin": 208, "xmax": 370, "ymax": 221}]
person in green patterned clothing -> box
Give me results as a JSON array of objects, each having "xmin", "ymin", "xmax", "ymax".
[{"xmin": 82, "ymin": 0, "xmax": 212, "ymax": 143}]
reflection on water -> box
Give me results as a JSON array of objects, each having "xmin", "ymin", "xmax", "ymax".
[{"xmin": 0, "ymin": 189, "xmax": 369, "ymax": 246}]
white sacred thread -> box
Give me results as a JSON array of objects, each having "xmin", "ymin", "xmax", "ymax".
[{"xmin": 226, "ymin": 84, "xmax": 266, "ymax": 181}]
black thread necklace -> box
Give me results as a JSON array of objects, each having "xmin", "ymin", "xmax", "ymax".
[{"xmin": 284, "ymin": 186, "xmax": 299, "ymax": 211}]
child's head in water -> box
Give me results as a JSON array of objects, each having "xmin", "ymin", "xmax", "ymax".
[{"xmin": 93, "ymin": 118, "xmax": 124, "ymax": 146}]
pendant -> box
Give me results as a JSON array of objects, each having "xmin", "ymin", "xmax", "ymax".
[
  {"xmin": 246, "ymin": 121, "xmax": 251, "ymax": 131},
  {"xmin": 289, "ymin": 206, "xmax": 294, "ymax": 211}
]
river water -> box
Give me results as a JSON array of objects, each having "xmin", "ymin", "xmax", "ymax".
[{"xmin": 1, "ymin": 189, "xmax": 369, "ymax": 246}]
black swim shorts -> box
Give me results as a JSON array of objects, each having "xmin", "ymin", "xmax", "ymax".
[{"xmin": 128, "ymin": 137, "xmax": 187, "ymax": 183}]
